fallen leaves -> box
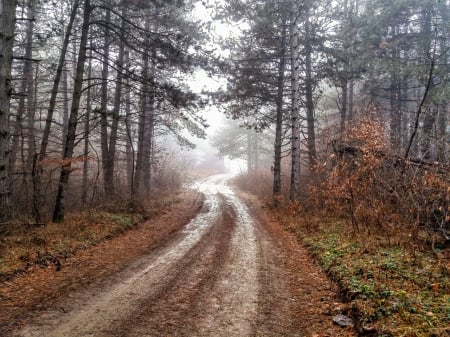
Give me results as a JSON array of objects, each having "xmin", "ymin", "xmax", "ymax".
[{"xmin": 0, "ymin": 190, "xmax": 202, "ymax": 334}]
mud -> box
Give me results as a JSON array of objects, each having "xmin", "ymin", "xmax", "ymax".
[{"xmin": 12, "ymin": 174, "xmax": 351, "ymax": 337}]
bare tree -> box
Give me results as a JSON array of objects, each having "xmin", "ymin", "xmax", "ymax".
[
  {"xmin": 273, "ymin": 14, "xmax": 287, "ymax": 204},
  {"xmin": 53, "ymin": 0, "xmax": 91, "ymax": 222},
  {"xmin": 289, "ymin": 1, "xmax": 301, "ymax": 201},
  {"xmin": 39, "ymin": 0, "xmax": 80, "ymax": 161},
  {"xmin": 0, "ymin": 0, "xmax": 17, "ymax": 222}
]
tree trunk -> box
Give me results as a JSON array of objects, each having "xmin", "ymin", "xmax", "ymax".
[
  {"xmin": 134, "ymin": 44, "xmax": 150, "ymax": 200},
  {"xmin": 100, "ymin": 8, "xmax": 112, "ymax": 197},
  {"xmin": 82, "ymin": 47, "xmax": 92, "ymax": 205},
  {"xmin": 389, "ymin": 25, "xmax": 402, "ymax": 149},
  {"xmin": 289, "ymin": 3, "xmax": 301, "ymax": 201},
  {"xmin": 124, "ymin": 50, "xmax": 134, "ymax": 196},
  {"xmin": 0, "ymin": 0, "xmax": 16, "ymax": 222},
  {"xmin": 11, "ymin": 0, "xmax": 35, "ymax": 176},
  {"xmin": 9, "ymin": 0, "xmax": 36, "ymax": 216},
  {"xmin": 104, "ymin": 7, "xmax": 126, "ymax": 198},
  {"xmin": 304, "ymin": 8, "xmax": 316, "ymax": 168},
  {"xmin": 273, "ymin": 16, "xmax": 287, "ymax": 204},
  {"xmin": 62, "ymin": 57, "xmax": 69, "ymax": 146},
  {"xmin": 53, "ymin": 0, "xmax": 91, "ymax": 223},
  {"xmin": 247, "ymin": 130, "xmax": 253, "ymax": 173},
  {"xmin": 134, "ymin": 17, "xmax": 156, "ymax": 201},
  {"xmin": 436, "ymin": 103, "xmax": 448, "ymax": 163},
  {"xmin": 422, "ymin": 106, "xmax": 438, "ymax": 160},
  {"xmin": 24, "ymin": 0, "xmax": 37, "ymax": 218},
  {"xmin": 39, "ymin": 0, "xmax": 80, "ymax": 161},
  {"xmin": 340, "ymin": 77, "xmax": 348, "ymax": 134}
]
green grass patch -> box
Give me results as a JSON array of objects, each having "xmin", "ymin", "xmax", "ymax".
[{"xmin": 288, "ymin": 218, "xmax": 450, "ymax": 337}]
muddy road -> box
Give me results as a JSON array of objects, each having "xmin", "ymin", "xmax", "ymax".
[{"xmin": 14, "ymin": 174, "xmax": 349, "ymax": 337}]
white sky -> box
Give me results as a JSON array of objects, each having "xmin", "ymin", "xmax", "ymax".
[{"xmin": 180, "ymin": 0, "xmax": 247, "ymax": 174}]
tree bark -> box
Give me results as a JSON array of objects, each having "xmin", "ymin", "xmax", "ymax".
[
  {"xmin": 304, "ymin": 7, "xmax": 316, "ymax": 168},
  {"xmin": 289, "ymin": 3, "xmax": 301, "ymax": 201},
  {"xmin": 124, "ymin": 49, "xmax": 134, "ymax": 197},
  {"xmin": 39, "ymin": 0, "xmax": 80, "ymax": 161},
  {"xmin": 104, "ymin": 6, "xmax": 126, "ymax": 197},
  {"xmin": 100, "ymin": 8, "xmax": 112, "ymax": 197},
  {"xmin": 273, "ymin": 15, "xmax": 287, "ymax": 204},
  {"xmin": 134, "ymin": 16, "xmax": 156, "ymax": 201},
  {"xmin": 0, "ymin": 0, "xmax": 17, "ymax": 222},
  {"xmin": 134, "ymin": 43, "xmax": 150, "ymax": 200},
  {"xmin": 53, "ymin": 0, "xmax": 91, "ymax": 223},
  {"xmin": 24, "ymin": 0, "xmax": 37, "ymax": 218},
  {"xmin": 389, "ymin": 26, "xmax": 402, "ymax": 150},
  {"xmin": 82, "ymin": 47, "xmax": 92, "ymax": 205}
]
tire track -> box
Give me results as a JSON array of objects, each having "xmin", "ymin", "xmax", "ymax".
[
  {"xmin": 16, "ymin": 175, "xmax": 231, "ymax": 337},
  {"xmin": 120, "ymin": 194, "xmax": 236, "ymax": 337},
  {"xmin": 15, "ymin": 174, "xmax": 331, "ymax": 337}
]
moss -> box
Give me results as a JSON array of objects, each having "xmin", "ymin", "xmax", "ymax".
[{"xmin": 283, "ymin": 215, "xmax": 450, "ymax": 337}]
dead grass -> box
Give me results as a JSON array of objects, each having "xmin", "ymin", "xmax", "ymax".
[{"xmin": 0, "ymin": 193, "xmax": 180, "ymax": 281}]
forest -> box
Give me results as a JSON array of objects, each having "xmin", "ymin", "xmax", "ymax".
[
  {"xmin": 0, "ymin": 0, "xmax": 448, "ymax": 228},
  {"xmin": 0, "ymin": 0, "xmax": 449, "ymax": 336}
]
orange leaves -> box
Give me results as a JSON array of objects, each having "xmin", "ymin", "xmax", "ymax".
[
  {"xmin": 317, "ymin": 111, "xmax": 450, "ymax": 239},
  {"xmin": 38, "ymin": 156, "xmax": 93, "ymax": 170}
]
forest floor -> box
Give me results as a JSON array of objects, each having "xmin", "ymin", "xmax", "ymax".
[
  {"xmin": 0, "ymin": 174, "xmax": 354, "ymax": 337},
  {"xmin": 272, "ymin": 204, "xmax": 450, "ymax": 337}
]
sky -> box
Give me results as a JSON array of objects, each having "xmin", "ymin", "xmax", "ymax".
[{"xmin": 179, "ymin": 1, "xmax": 246, "ymax": 174}]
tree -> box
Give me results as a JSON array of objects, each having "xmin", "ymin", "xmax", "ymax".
[
  {"xmin": 273, "ymin": 12, "xmax": 288, "ymax": 203},
  {"xmin": 53, "ymin": 0, "xmax": 91, "ymax": 222},
  {"xmin": 289, "ymin": 0, "xmax": 301, "ymax": 200},
  {"xmin": 212, "ymin": 119, "xmax": 271, "ymax": 173},
  {"xmin": 221, "ymin": 0, "xmax": 294, "ymax": 203},
  {"xmin": 0, "ymin": 0, "xmax": 17, "ymax": 222}
]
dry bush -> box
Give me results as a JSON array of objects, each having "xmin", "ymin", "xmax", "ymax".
[
  {"xmin": 233, "ymin": 169, "xmax": 274, "ymax": 201},
  {"xmin": 311, "ymin": 113, "xmax": 450, "ymax": 245}
]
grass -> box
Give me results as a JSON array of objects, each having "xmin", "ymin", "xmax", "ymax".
[
  {"xmin": 283, "ymin": 215, "xmax": 450, "ymax": 337},
  {"xmin": 0, "ymin": 194, "xmax": 179, "ymax": 281}
]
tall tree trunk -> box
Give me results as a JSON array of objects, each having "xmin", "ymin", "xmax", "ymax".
[
  {"xmin": 9, "ymin": 0, "xmax": 35, "ymax": 215},
  {"xmin": 401, "ymin": 74, "xmax": 409, "ymax": 148},
  {"xmin": 105, "ymin": 7, "xmax": 126, "ymax": 197},
  {"xmin": 142, "ymin": 54, "xmax": 155, "ymax": 197},
  {"xmin": 39, "ymin": 0, "xmax": 80, "ymax": 161},
  {"xmin": 0, "ymin": 0, "xmax": 17, "ymax": 222},
  {"xmin": 289, "ymin": 3, "xmax": 301, "ymax": 201},
  {"xmin": 436, "ymin": 103, "xmax": 448, "ymax": 163},
  {"xmin": 100, "ymin": 8, "xmax": 111, "ymax": 197},
  {"xmin": 273, "ymin": 16, "xmax": 287, "ymax": 205},
  {"xmin": 134, "ymin": 45, "xmax": 150, "ymax": 201},
  {"xmin": 24, "ymin": 0, "xmax": 37, "ymax": 218},
  {"xmin": 247, "ymin": 130, "xmax": 252, "ymax": 173},
  {"xmin": 124, "ymin": 50, "xmax": 134, "ymax": 196},
  {"xmin": 53, "ymin": 0, "xmax": 91, "ymax": 223},
  {"xmin": 389, "ymin": 26, "xmax": 402, "ymax": 149},
  {"xmin": 134, "ymin": 17, "xmax": 156, "ymax": 201},
  {"xmin": 304, "ymin": 8, "xmax": 316, "ymax": 168},
  {"xmin": 348, "ymin": 78, "xmax": 354, "ymax": 120},
  {"xmin": 422, "ymin": 106, "xmax": 438, "ymax": 160},
  {"xmin": 341, "ymin": 77, "xmax": 348, "ymax": 133},
  {"xmin": 10, "ymin": 1, "xmax": 34, "ymax": 176},
  {"xmin": 420, "ymin": 5, "xmax": 437, "ymax": 160},
  {"xmin": 62, "ymin": 58, "xmax": 69, "ymax": 145},
  {"xmin": 82, "ymin": 47, "xmax": 92, "ymax": 205}
]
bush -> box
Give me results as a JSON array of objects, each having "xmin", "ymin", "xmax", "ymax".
[{"xmin": 312, "ymin": 114, "xmax": 449, "ymax": 244}]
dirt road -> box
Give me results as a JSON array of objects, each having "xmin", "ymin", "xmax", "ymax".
[{"xmin": 14, "ymin": 174, "xmax": 351, "ymax": 337}]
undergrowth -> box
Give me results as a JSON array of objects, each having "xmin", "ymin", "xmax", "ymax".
[
  {"xmin": 283, "ymin": 213, "xmax": 450, "ymax": 337},
  {"xmin": 0, "ymin": 194, "xmax": 179, "ymax": 281},
  {"xmin": 234, "ymin": 137, "xmax": 449, "ymax": 337}
]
